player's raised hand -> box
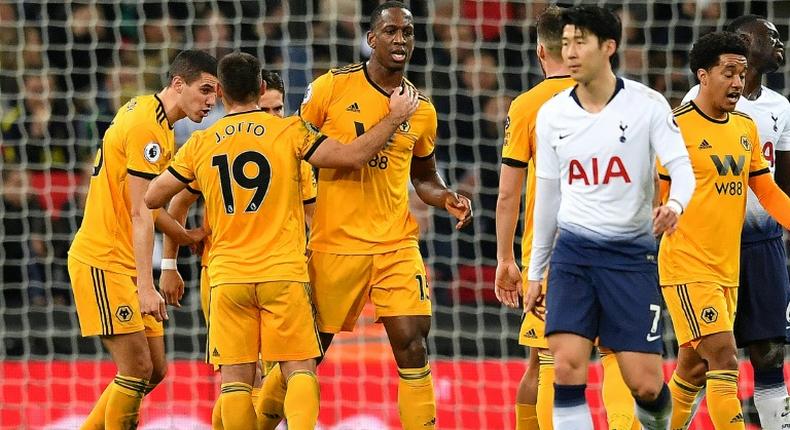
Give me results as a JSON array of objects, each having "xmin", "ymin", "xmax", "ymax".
[
  {"xmin": 186, "ymin": 226, "xmax": 210, "ymax": 246},
  {"xmin": 139, "ymin": 283, "xmax": 168, "ymax": 322},
  {"xmin": 495, "ymin": 260, "xmax": 522, "ymax": 309},
  {"xmin": 523, "ymin": 280, "xmax": 545, "ymax": 320},
  {"xmin": 444, "ymin": 191, "xmax": 473, "ymax": 230},
  {"xmin": 388, "ymin": 84, "xmax": 420, "ymax": 124},
  {"xmin": 652, "ymin": 204, "xmax": 680, "ymax": 236},
  {"xmin": 160, "ymin": 269, "xmax": 184, "ymax": 308}
]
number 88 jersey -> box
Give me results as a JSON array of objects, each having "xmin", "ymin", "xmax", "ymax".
[{"xmin": 168, "ymin": 110, "xmax": 326, "ymax": 286}]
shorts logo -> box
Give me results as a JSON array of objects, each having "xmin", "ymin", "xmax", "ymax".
[
  {"xmin": 115, "ymin": 305, "xmax": 133, "ymax": 322},
  {"xmin": 212, "ymin": 348, "xmax": 220, "ymax": 358},
  {"xmin": 523, "ymin": 328, "xmax": 538, "ymax": 339},
  {"xmin": 700, "ymin": 307, "xmax": 718, "ymax": 324},
  {"xmin": 144, "ymin": 142, "xmax": 161, "ymax": 163}
]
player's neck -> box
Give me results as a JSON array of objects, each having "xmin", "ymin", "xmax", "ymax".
[
  {"xmin": 224, "ymin": 99, "xmax": 259, "ymax": 115},
  {"xmin": 365, "ymin": 60, "xmax": 405, "ymax": 94},
  {"xmin": 543, "ymin": 59, "xmax": 570, "ymax": 79},
  {"xmin": 742, "ymin": 67, "xmax": 763, "ymax": 101},
  {"xmin": 693, "ymin": 94, "xmax": 728, "ymax": 120},
  {"xmin": 157, "ymin": 87, "xmax": 185, "ymax": 126},
  {"xmin": 575, "ymin": 72, "xmax": 617, "ymax": 112}
]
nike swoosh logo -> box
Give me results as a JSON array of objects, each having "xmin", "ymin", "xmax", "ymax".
[
  {"xmin": 646, "ymin": 334, "xmax": 661, "ymax": 342},
  {"xmin": 781, "ymin": 409, "xmax": 790, "ymax": 417},
  {"xmin": 559, "ymin": 134, "xmax": 571, "ymax": 140}
]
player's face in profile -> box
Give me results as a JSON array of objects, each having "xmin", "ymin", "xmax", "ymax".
[
  {"xmin": 747, "ymin": 20, "xmax": 784, "ymax": 72},
  {"xmin": 704, "ymin": 54, "xmax": 747, "ymax": 113},
  {"xmin": 368, "ymin": 8, "xmax": 415, "ymax": 71},
  {"xmin": 561, "ymin": 25, "xmax": 613, "ymax": 84},
  {"xmin": 259, "ymin": 89, "xmax": 284, "ymax": 118},
  {"xmin": 179, "ymin": 72, "xmax": 219, "ymax": 122}
]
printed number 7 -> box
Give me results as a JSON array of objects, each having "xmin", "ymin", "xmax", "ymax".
[{"xmin": 649, "ymin": 304, "xmax": 661, "ymax": 334}]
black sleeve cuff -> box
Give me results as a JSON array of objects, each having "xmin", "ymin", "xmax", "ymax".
[
  {"xmin": 303, "ymin": 197, "xmax": 316, "ymax": 205},
  {"xmin": 413, "ymin": 149, "xmax": 435, "ymax": 161},
  {"xmin": 167, "ymin": 166, "xmax": 193, "ymax": 184},
  {"xmin": 303, "ymin": 135, "xmax": 328, "ymax": 162},
  {"xmin": 658, "ymin": 173, "xmax": 672, "ymax": 181},
  {"xmin": 750, "ymin": 167, "xmax": 770, "ymax": 177},
  {"xmin": 127, "ymin": 169, "xmax": 157, "ymax": 180},
  {"xmin": 502, "ymin": 157, "xmax": 528, "ymax": 168},
  {"xmin": 185, "ymin": 185, "xmax": 201, "ymax": 195}
]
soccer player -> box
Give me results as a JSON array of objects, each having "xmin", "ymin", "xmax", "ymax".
[
  {"xmin": 159, "ymin": 68, "xmax": 318, "ymax": 426},
  {"xmin": 67, "ymin": 50, "xmax": 218, "ymax": 429},
  {"xmin": 145, "ymin": 52, "xmax": 419, "ymax": 430},
  {"xmin": 256, "ymin": 2, "xmax": 472, "ymax": 429},
  {"xmin": 523, "ymin": 6, "xmax": 696, "ymax": 430},
  {"xmin": 495, "ymin": 6, "xmax": 641, "ymax": 430},
  {"xmin": 671, "ymin": 16, "xmax": 790, "ymax": 429},
  {"xmin": 659, "ymin": 31, "xmax": 790, "ymax": 430}
]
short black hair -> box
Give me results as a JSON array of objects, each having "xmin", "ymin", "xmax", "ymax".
[
  {"xmin": 369, "ymin": 1, "xmax": 410, "ymax": 30},
  {"xmin": 561, "ymin": 5, "xmax": 621, "ymax": 66},
  {"xmin": 726, "ymin": 14, "xmax": 765, "ymax": 33},
  {"xmin": 167, "ymin": 50, "xmax": 217, "ymax": 85},
  {"xmin": 689, "ymin": 31, "xmax": 749, "ymax": 76},
  {"xmin": 218, "ymin": 52, "xmax": 261, "ymax": 104},
  {"xmin": 537, "ymin": 6, "xmax": 565, "ymax": 59},
  {"xmin": 261, "ymin": 69, "xmax": 285, "ymax": 98}
]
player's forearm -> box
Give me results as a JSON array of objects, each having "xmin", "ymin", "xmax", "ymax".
[
  {"xmin": 663, "ymin": 156, "xmax": 695, "ymax": 212},
  {"xmin": 131, "ymin": 210, "xmax": 156, "ymax": 291},
  {"xmin": 412, "ymin": 173, "xmax": 451, "ymax": 208},
  {"xmin": 161, "ymin": 190, "xmax": 197, "ymax": 257},
  {"xmin": 496, "ymin": 164, "xmax": 526, "ymax": 262},
  {"xmin": 750, "ymin": 174, "xmax": 790, "ymax": 229},
  {"xmin": 344, "ymin": 114, "xmax": 403, "ymax": 168},
  {"xmin": 155, "ymin": 210, "xmax": 194, "ymax": 247},
  {"xmin": 527, "ymin": 177, "xmax": 560, "ymax": 281},
  {"xmin": 303, "ymin": 203, "xmax": 315, "ymax": 230}
]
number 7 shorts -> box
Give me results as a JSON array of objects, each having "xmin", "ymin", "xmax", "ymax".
[{"xmin": 308, "ymin": 247, "xmax": 432, "ymax": 333}]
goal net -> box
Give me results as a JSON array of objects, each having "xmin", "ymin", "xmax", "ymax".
[{"xmin": 1, "ymin": 1, "xmax": 787, "ymax": 429}]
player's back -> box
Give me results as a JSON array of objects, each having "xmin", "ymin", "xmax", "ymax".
[
  {"xmin": 659, "ymin": 102, "xmax": 768, "ymax": 286},
  {"xmin": 170, "ymin": 110, "xmax": 321, "ymax": 285},
  {"xmin": 299, "ymin": 63, "xmax": 437, "ymax": 254},
  {"xmin": 503, "ymin": 76, "xmax": 574, "ymax": 264},
  {"xmin": 69, "ymin": 95, "xmax": 174, "ymax": 276}
]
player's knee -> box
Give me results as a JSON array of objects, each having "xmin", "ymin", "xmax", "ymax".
[
  {"xmin": 148, "ymin": 363, "xmax": 167, "ymax": 386},
  {"xmin": 748, "ymin": 340, "xmax": 785, "ymax": 370},
  {"xmin": 124, "ymin": 355, "xmax": 154, "ymax": 380},
  {"xmin": 552, "ymin": 356, "xmax": 586, "ymax": 384},
  {"xmin": 628, "ymin": 378, "xmax": 664, "ymax": 402},
  {"xmin": 394, "ymin": 337, "xmax": 427, "ymax": 368},
  {"xmin": 704, "ymin": 343, "xmax": 738, "ymax": 370}
]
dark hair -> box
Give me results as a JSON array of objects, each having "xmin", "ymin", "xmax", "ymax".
[
  {"xmin": 726, "ymin": 14, "xmax": 765, "ymax": 33},
  {"xmin": 167, "ymin": 50, "xmax": 217, "ymax": 85},
  {"xmin": 689, "ymin": 31, "xmax": 749, "ymax": 76},
  {"xmin": 218, "ymin": 52, "xmax": 261, "ymax": 104},
  {"xmin": 561, "ymin": 5, "xmax": 621, "ymax": 67},
  {"xmin": 369, "ymin": 1, "xmax": 410, "ymax": 30},
  {"xmin": 261, "ymin": 69, "xmax": 285, "ymax": 98},
  {"xmin": 537, "ymin": 5, "xmax": 565, "ymax": 59}
]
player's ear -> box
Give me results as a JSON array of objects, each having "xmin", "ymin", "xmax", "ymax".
[
  {"xmin": 696, "ymin": 68, "xmax": 708, "ymax": 86},
  {"xmin": 536, "ymin": 42, "xmax": 546, "ymax": 61},
  {"xmin": 260, "ymin": 81, "xmax": 267, "ymax": 96},
  {"xmin": 216, "ymin": 83, "xmax": 224, "ymax": 100},
  {"xmin": 367, "ymin": 30, "xmax": 375, "ymax": 49},
  {"xmin": 171, "ymin": 75, "xmax": 184, "ymax": 94}
]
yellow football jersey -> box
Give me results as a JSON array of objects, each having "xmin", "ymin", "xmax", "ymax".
[
  {"xmin": 168, "ymin": 110, "xmax": 326, "ymax": 285},
  {"xmin": 501, "ymin": 76, "xmax": 574, "ymax": 266},
  {"xmin": 69, "ymin": 95, "xmax": 175, "ymax": 276},
  {"xmin": 658, "ymin": 101, "xmax": 769, "ymax": 286},
  {"xmin": 299, "ymin": 63, "xmax": 437, "ymax": 254}
]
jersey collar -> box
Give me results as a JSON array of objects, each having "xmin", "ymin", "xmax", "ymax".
[
  {"xmin": 689, "ymin": 100, "xmax": 729, "ymax": 124},
  {"xmin": 569, "ymin": 77, "xmax": 625, "ymax": 110},
  {"xmin": 363, "ymin": 62, "xmax": 401, "ymax": 98},
  {"xmin": 153, "ymin": 94, "xmax": 174, "ymax": 130}
]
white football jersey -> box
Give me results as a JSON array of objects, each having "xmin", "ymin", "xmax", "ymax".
[
  {"xmin": 535, "ymin": 77, "xmax": 689, "ymax": 239},
  {"xmin": 683, "ymin": 85, "xmax": 790, "ymax": 242}
]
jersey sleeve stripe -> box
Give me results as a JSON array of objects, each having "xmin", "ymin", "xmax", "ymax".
[
  {"xmin": 413, "ymin": 149, "xmax": 435, "ymax": 160},
  {"xmin": 749, "ymin": 167, "xmax": 770, "ymax": 177},
  {"xmin": 167, "ymin": 166, "xmax": 194, "ymax": 184},
  {"xmin": 658, "ymin": 173, "xmax": 672, "ymax": 181},
  {"xmin": 303, "ymin": 196, "xmax": 316, "ymax": 205},
  {"xmin": 732, "ymin": 111, "xmax": 752, "ymax": 120},
  {"xmin": 502, "ymin": 157, "xmax": 529, "ymax": 168},
  {"xmin": 185, "ymin": 185, "xmax": 201, "ymax": 195},
  {"xmin": 127, "ymin": 169, "xmax": 158, "ymax": 180},
  {"xmin": 302, "ymin": 135, "xmax": 328, "ymax": 162}
]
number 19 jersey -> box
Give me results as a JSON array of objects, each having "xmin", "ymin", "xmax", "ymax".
[
  {"xmin": 168, "ymin": 111, "xmax": 326, "ymax": 285},
  {"xmin": 299, "ymin": 63, "xmax": 438, "ymax": 254}
]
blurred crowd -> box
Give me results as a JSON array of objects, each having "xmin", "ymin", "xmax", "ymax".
[{"xmin": 0, "ymin": 0, "xmax": 786, "ymax": 356}]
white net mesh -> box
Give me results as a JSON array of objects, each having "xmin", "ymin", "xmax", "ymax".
[{"xmin": 1, "ymin": 0, "xmax": 788, "ymax": 428}]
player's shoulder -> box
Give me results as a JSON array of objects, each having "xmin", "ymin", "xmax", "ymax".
[
  {"xmin": 536, "ymin": 86, "xmax": 573, "ymax": 116},
  {"xmin": 510, "ymin": 78, "xmax": 569, "ymax": 116},
  {"xmin": 621, "ymin": 78, "xmax": 668, "ymax": 106},
  {"xmin": 402, "ymin": 79, "xmax": 435, "ymax": 117},
  {"xmin": 758, "ymin": 86, "xmax": 790, "ymax": 109},
  {"xmin": 731, "ymin": 110, "xmax": 757, "ymax": 129},
  {"xmin": 118, "ymin": 94, "xmax": 167, "ymax": 131},
  {"xmin": 672, "ymin": 102, "xmax": 695, "ymax": 118},
  {"xmin": 330, "ymin": 62, "xmax": 365, "ymax": 76}
]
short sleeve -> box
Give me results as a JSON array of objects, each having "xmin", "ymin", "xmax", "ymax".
[
  {"xmin": 300, "ymin": 161, "xmax": 317, "ymax": 203},
  {"xmin": 650, "ymin": 98, "xmax": 689, "ymax": 166},
  {"xmin": 657, "ymin": 160, "xmax": 670, "ymax": 181},
  {"xmin": 299, "ymin": 72, "xmax": 334, "ymax": 129},
  {"xmin": 126, "ymin": 125, "xmax": 166, "ymax": 180},
  {"xmin": 167, "ymin": 135, "xmax": 197, "ymax": 184},
  {"xmin": 749, "ymin": 123, "xmax": 771, "ymax": 176},
  {"xmin": 413, "ymin": 102, "xmax": 437, "ymax": 159},
  {"xmin": 186, "ymin": 179, "xmax": 202, "ymax": 195},
  {"xmin": 534, "ymin": 105, "xmax": 561, "ymax": 180},
  {"xmin": 502, "ymin": 97, "xmax": 532, "ymax": 168},
  {"xmin": 287, "ymin": 118, "xmax": 328, "ymax": 161}
]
